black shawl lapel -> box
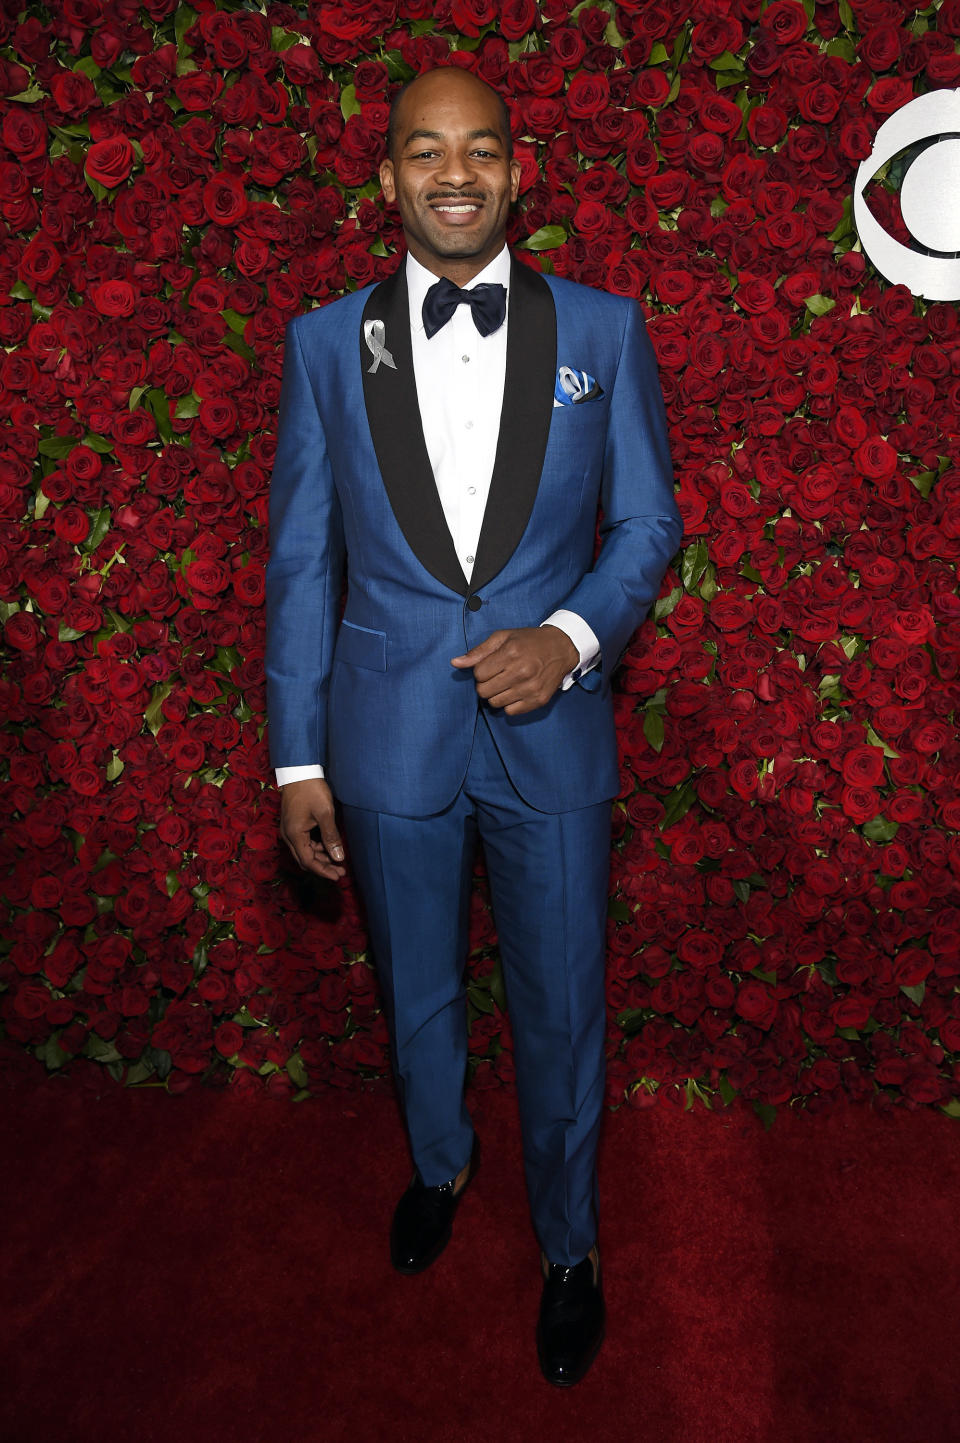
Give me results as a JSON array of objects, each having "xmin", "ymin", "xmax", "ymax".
[
  {"xmin": 470, "ymin": 259, "xmax": 557, "ymax": 593},
  {"xmin": 361, "ymin": 263, "xmax": 469, "ymax": 596},
  {"xmin": 360, "ymin": 255, "xmax": 557, "ymax": 598}
]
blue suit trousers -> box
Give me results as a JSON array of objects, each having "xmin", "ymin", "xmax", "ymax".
[{"xmin": 341, "ymin": 709, "xmax": 612, "ymax": 1267}]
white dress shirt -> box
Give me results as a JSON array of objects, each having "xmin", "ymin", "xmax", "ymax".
[{"xmin": 276, "ymin": 247, "xmax": 600, "ymax": 786}]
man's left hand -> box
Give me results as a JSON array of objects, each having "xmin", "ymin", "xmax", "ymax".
[{"xmin": 451, "ymin": 626, "xmax": 578, "ymax": 715}]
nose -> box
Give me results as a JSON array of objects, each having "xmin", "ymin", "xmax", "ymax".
[{"xmin": 434, "ymin": 145, "xmax": 478, "ymax": 190}]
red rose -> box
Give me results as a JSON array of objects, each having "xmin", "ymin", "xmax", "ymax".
[
  {"xmin": 2, "ymin": 105, "xmax": 47, "ymax": 160},
  {"xmin": 736, "ymin": 979, "xmax": 778, "ymax": 1030},
  {"xmin": 85, "ymin": 135, "xmax": 135, "ymax": 189},
  {"xmin": 202, "ymin": 172, "xmax": 248, "ymax": 226},
  {"xmin": 564, "ymin": 72, "xmax": 609, "ymax": 120}
]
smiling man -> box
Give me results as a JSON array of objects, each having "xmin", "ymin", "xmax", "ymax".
[{"xmin": 266, "ymin": 66, "xmax": 681, "ymax": 1386}]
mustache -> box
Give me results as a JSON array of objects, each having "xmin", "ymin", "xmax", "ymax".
[{"xmin": 426, "ymin": 191, "xmax": 486, "ymax": 203}]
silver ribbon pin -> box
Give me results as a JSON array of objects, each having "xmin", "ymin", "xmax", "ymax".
[{"xmin": 364, "ymin": 318, "xmax": 396, "ymax": 374}]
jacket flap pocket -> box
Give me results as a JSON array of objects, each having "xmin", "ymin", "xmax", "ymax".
[{"xmin": 336, "ymin": 619, "xmax": 387, "ymax": 671}]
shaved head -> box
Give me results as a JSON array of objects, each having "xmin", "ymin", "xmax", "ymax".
[{"xmin": 387, "ymin": 67, "xmax": 514, "ymax": 161}]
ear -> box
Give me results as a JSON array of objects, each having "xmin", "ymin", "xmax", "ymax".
[
  {"xmin": 380, "ymin": 157, "xmax": 396, "ymax": 206},
  {"xmin": 509, "ymin": 157, "xmax": 521, "ymax": 205}
]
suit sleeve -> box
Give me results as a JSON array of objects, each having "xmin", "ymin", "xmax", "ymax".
[
  {"xmin": 555, "ymin": 300, "xmax": 682, "ymax": 692},
  {"xmin": 265, "ymin": 316, "xmax": 345, "ymax": 771}
]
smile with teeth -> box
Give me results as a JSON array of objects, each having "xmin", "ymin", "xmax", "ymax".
[{"xmin": 432, "ymin": 202, "xmax": 481, "ymax": 213}]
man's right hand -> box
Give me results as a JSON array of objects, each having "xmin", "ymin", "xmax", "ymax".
[{"xmin": 278, "ymin": 778, "xmax": 346, "ymax": 881}]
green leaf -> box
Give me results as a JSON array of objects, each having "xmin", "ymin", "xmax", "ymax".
[
  {"xmin": 166, "ymin": 871, "xmax": 180, "ymax": 897},
  {"xmin": 489, "ymin": 957, "xmax": 507, "ymax": 1013},
  {"xmin": 681, "ymin": 537, "xmax": 708, "ymax": 592},
  {"xmin": 37, "ymin": 1034, "xmax": 70, "ymax": 1070},
  {"xmin": 222, "ymin": 308, "xmax": 248, "ymax": 334},
  {"xmin": 367, "ymin": 235, "xmax": 390, "ymax": 258},
  {"xmin": 221, "ymin": 331, "xmax": 255, "ymax": 361},
  {"xmin": 286, "ymin": 1051, "xmax": 309, "ymax": 1088},
  {"xmin": 616, "ymin": 1008, "xmax": 646, "ymax": 1035},
  {"xmin": 84, "ymin": 171, "xmax": 114, "ymax": 203},
  {"xmin": 123, "ymin": 1059, "xmax": 157, "ymax": 1086},
  {"xmin": 340, "ymin": 84, "xmax": 361, "ymax": 121},
  {"xmin": 660, "ymin": 779, "xmax": 696, "ymax": 831},
  {"xmin": 146, "ymin": 681, "xmax": 174, "ymax": 736},
  {"xmin": 83, "ymin": 506, "xmax": 111, "ymax": 553},
  {"xmin": 654, "ymin": 585, "xmax": 682, "ymax": 621},
  {"xmin": 145, "ymin": 387, "xmax": 172, "ymax": 444},
  {"xmin": 175, "ymin": 393, "xmax": 200, "ymax": 419},
  {"xmin": 38, "ymin": 435, "xmax": 78, "ymax": 458},
  {"xmin": 9, "ymin": 279, "xmax": 34, "ymax": 300},
  {"xmin": 607, "ymin": 897, "xmax": 631, "ymax": 922},
  {"xmin": 910, "ymin": 470, "xmax": 935, "ymax": 498},
  {"xmin": 83, "ymin": 432, "xmax": 113, "ymax": 453},
  {"xmin": 941, "ymin": 1098, "xmax": 960, "ymax": 1118},
  {"xmin": 58, "ymin": 624, "xmax": 86, "ymax": 642},
  {"xmin": 838, "ymin": 0, "xmax": 854, "ymax": 29},
  {"xmin": 384, "ymin": 50, "xmax": 416, "ymax": 82},
  {"xmin": 74, "ymin": 55, "xmax": 101, "ymax": 78},
  {"xmin": 604, "ymin": 15, "xmax": 625, "ymax": 46},
  {"xmin": 649, "ymin": 42, "xmax": 670, "ymax": 64},
  {"xmin": 175, "ymin": 4, "xmax": 198, "ymax": 52},
  {"xmin": 467, "ymin": 982, "xmax": 495, "ymax": 1015},
  {"xmin": 752, "ymin": 1101, "xmax": 776, "ymax": 1131},
  {"xmin": 105, "ymin": 750, "xmax": 124, "ymax": 781},
  {"xmin": 643, "ymin": 708, "xmax": 665, "ymax": 753},
  {"xmin": 860, "ymin": 727, "xmax": 900, "ymax": 761},
  {"xmin": 84, "ymin": 1034, "xmax": 122, "ymax": 1064},
  {"xmin": 519, "ymin": 225, "xmax": 567, "ymax": 251},
  {"xmin": 862, "ymin": 815, "xmax": 898, "ymax": 842},
  {"xmin": 699, "ymin": 563, "xmax": 718, "ymax": 602},
  {"xmin": 733, "ymin": 880, "xmax": 750, "ymax": 903},
  {"xmin": 804, "ymin": 294, "xmax": 836, "ymax": 317},
  {"xmin": 901, "ymin": 982, "xmax": 925, "ymax": 1006},
  {"xmin": 34, "ymin": 491, "xmax": 51, "ymax": 520},
  {"xmin": 708, "ymin": 50, "xmax": 741, "ymax": 70},
  {"xmin": 8, "ymin": 84, "xmax": 44, "ymax": 103},
  {"xmin": 718, "ymin": 1074, "xmax": 736, "ymax": 1106},
  {"xmin": 271, "ymin": 26, "xmax": 300, "ymax": 50},
  {"xmin": 716, "ymin": 70, "xmax": 746, "ymax": 90},
  {"xmin": 211, "ymin": 645, "xmax": 241, "ymax": 675}
]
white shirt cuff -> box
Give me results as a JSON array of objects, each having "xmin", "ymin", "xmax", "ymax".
[
  {"xmin": 541, "ymin": 610, "xmax": 601, "ymax": 691},
  {"xmin": 276, "ymin": 764, "xmax": 325, "ymax": 786}
]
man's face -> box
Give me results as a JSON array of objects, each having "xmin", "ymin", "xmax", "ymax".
[{"xmin": 380, "ymin": 71, "xmax": 521, "ymax": 279}]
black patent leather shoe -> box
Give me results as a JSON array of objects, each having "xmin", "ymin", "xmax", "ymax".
[
  {"xmin": 536, "ymin": 1252, "xmax": 605, "ymax": 1387},
  {"xmin": 389, "ymin": 1135, "xmax": 479, "ymax": 1275}
]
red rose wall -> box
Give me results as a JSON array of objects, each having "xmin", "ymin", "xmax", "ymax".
[{"xmin": 2, "ymin": 0, "xmax": 960, "ymax": 1117}]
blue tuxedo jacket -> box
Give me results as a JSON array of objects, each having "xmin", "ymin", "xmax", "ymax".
[{"xmin": 265, "ymin": 255, "xmax": 682, "ymax": 817}]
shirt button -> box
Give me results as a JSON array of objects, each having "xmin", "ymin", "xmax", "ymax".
[
  {"xmin": 467, "ymin": 486, "xmax": 476, "ymax": 495},
  {"xmin": 465, "ymin": 554, "xmax": 474, "ymax": 564},
  {"xmin": 462, "ymin": 355, "xmax": 470, "ymax": 363},
  {"xmin": 465, "ymin": 420, "xmax": 473, "ymax": 429}
]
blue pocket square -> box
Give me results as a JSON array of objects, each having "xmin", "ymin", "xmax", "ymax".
[{"xmin": 553, "ymin": 365, "xmax": 604, "ymax": 407}]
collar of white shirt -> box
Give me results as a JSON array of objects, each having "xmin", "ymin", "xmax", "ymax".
[{"xmin": 406, "ymin": 246, "xmax": 512, "ymax": 336}]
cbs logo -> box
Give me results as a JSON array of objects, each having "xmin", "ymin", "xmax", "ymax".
[{"xmin": 854, "ymin": 89, "xmax": 960, "ymax": 301}]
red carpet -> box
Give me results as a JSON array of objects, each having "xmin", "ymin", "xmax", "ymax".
[{"xmin": 2, "ymin": 1070, "xmax": 960, "ymax": 1443}]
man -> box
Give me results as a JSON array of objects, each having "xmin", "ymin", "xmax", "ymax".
[{"xmin": 266, "ymin": 66, "xmax": 681, "ymax": 1387}]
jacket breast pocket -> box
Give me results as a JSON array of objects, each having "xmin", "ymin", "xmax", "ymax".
[{"xmin": 335, "ymin": 619, "xmax": 387, "ymax": 671}]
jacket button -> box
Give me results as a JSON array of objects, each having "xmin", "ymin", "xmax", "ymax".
[{"xmin": 466, "ymin": 594, "xmax": 483, "ymax": 612}]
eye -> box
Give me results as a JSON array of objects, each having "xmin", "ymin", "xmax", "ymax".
[{"xmin": 853, "ymin": 92, "xmax": 960, "ymax": 301}]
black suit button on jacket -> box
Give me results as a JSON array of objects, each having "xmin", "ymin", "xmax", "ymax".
[{"xmin": 466, "ymin": 595, "xmax": 483, "ymax": 612}]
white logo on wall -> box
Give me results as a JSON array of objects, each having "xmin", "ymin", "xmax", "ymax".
[{"xmin": 854, "ymin": 89, "xmax": 960, "ymax": 301}]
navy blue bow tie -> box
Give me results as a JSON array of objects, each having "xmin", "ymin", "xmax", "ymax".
[{"xmin": 422, "ymin": 276, "xmax": 507, "ymax": 339}]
